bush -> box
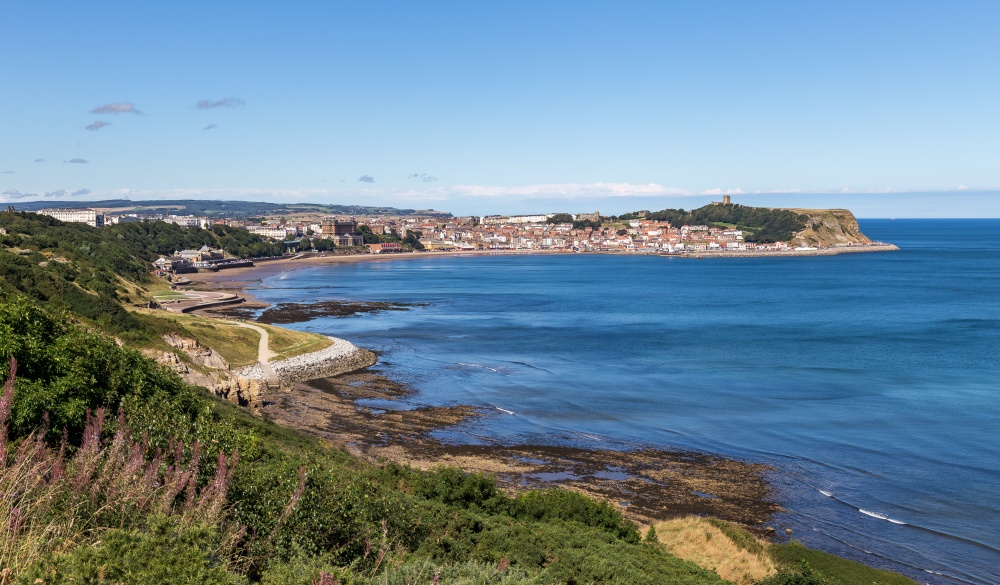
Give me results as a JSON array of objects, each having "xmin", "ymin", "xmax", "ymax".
[
  {"xmin": 18, "ymin": 518, "xmax": 245, "ymax": 585},
  {"xmin": 514, "ymin": 489, "xmax": 640, "ymax": 543}
]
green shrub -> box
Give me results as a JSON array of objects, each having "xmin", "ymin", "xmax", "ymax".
[
  {"xmin": 413, "ymin": 466, "xmax": 509, "ymax": 513},
  {"xmin": 18, "ymin": 517, "xmax": 245, "ymax": 585},
  {"xmin": 514, "ymin": 489, "xmax": 640, "ymax": 543}
]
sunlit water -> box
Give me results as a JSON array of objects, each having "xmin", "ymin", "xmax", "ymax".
[{"xmin": 249, "ymin": 220, "xmax": 1000, "ymax": 584}]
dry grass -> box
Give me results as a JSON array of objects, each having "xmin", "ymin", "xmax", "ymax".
[
  {"xmin": 181, "ymin": 319, "xmax": 261, "ymax": 367},
  {"xmin": 130, "ymin": 309, "xmax": 332, "ymax": 368},
  {"xmin": 652, "ymin": 516, "xmax": 776, "ymax": 584},
  {"xmin": 131, "ymin": 309, "xmax": 262, "ymax": 367},
  {"xmin": 151, "ymin": 290, "xmax": 190, "ymax": 301},
  {"xmin": 258, "ymin": 323, "xmax": 333, "ymax": 361}
]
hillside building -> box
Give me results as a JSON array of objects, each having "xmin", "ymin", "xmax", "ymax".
[{"xmin": 36, "ymin": 208, "xmax": 106, "ymax": 228}]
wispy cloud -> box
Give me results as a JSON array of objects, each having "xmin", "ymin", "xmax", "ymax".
[
  {"xmin": 196, "ymin": 96, "xmax": 245, "ymax": 109},
  {"xmin": 1, "ymin": 188, "xmax": 80, "ymax": 201},
  {"xmin": 408, "ymin": 173, "xmax": 438, "ymax": 183},
  {"xmin": 33, "ymin": 158, "xmax": 45, "ymax": 163},
  {"xmin": 0, "ymin": 171, "xmax": 13, "ymax": 174},
  {"xmin": 442, "ymin": 182, "xmax": 693, "ymax": 199},
  {"xmin": 64, "ymin": 158, "xmax": 89, "ymax": 164},
  {"xmin": 702, "ymin": 188, "xmax": 746, "ymax": 196},
  {"xmin": 202, "ymin": 124, "xmax": 218, "ymax": 131},
  {"xmin": 358, "ymin": 175, "xmax": 376, "ymax": 184},
  {"xmin": 85, "ymin": 120, "xmax": 111, "ymax": 131},
  {"xmin": 71, "ymin": 188, "xmax": 91, "ymax": 196},
  {"xmin": 91, "ymin": 102, "xmax": 142, "ymax": 115}
]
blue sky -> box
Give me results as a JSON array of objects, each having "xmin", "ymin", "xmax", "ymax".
[{"xmin": 2, "ymin": 1, "xmax": 999, "ymax": 216}]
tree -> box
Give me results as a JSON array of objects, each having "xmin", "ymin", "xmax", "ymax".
[{"xmin": 311, "ymin": 238, "xmax": 337, "ymax": 252}]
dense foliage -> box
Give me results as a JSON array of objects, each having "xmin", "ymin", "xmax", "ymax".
[
  {"xmin": 353, "ymin": 225, "xmax": 424, "ymax": 250},
  {"xmin": 546, "ymin": 214, "xmax": 603, "ymax": 230},
  {"xmin": 0, "ymin": 211, "xmax": 284, "ymax": 268},
  {"xmin": 0, "ymin": 296, "xmax": 730, "ymax": 583},
  {"xmin": 0, "ymin": 211, "xmax": 283, "ymax": 333},
  {"xmin": 621, "ymin": 204, "xmax": 809, "ymax": 243}
]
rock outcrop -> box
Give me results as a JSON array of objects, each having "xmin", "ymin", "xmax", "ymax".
[
  {"xmin": 211, "ymin": 376, "xmax": 264, "ymax": 408},
  {"xmin": 785, "ymin": 208, "xmax": 872, "ymax": 247},
  {"xmin": 162, "ymin": 334, "xmax": 230, "ymax": 370},
  {"xmin": 149, "ymin": 334, "xmax": 267, "ymax": 408}
]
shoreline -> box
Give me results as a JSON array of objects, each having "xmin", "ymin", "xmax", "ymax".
[
  {"xmin": 184, "ymin": 242, "xmax": 901, "ymax": 295},
  {"xmin": 260, "ymin": 367, "xmax": 781, "ymax": 530},
  {"xmin": 184, "ymin": 249, "xmax": 785, "ymax": 531}
]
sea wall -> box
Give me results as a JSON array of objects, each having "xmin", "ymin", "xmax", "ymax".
[
  {"xmin": 237, "ymin": 336, "xmax": 377, "ymax": 385},
  {"xmin": 684, "ymin": 242, "xmax": 899, "ymax": 259}
]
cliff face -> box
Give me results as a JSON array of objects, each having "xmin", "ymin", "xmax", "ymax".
[{"xmin": 785, "ymin": 208, "xmax": 871, "ymax": 247}]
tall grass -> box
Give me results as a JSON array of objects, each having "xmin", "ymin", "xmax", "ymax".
[
  {"xmin": 653, "ymin": 516, "xmax": 776, "ymax": 584},
  {"xmin": 0, "ymin": 357, "xmax": 239, "ymax": 583}
]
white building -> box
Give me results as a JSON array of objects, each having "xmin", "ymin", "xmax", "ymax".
[
  {"xmin": 245, "ymin": 225, "xmax": 292, "ymax": 240},
  {"xmin": 164, "ymin": 215, "xmax": 211, "ymax": 229},
  {"xmin": 36, "ymin": 208, "xmax": 105, "ymax": 228},
  {"xmin": 480, "ymin": 214, "xmax": 552, "ymax": 225}
]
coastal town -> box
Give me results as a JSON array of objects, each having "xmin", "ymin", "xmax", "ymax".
[{"xmin": 24, "ymin": 196, "xmax": 895, "ymax": 274}]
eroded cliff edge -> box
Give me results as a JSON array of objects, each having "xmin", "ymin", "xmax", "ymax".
[{"xmin": 785, "ymin": 208, "xmax": 873, "ymax": 247}]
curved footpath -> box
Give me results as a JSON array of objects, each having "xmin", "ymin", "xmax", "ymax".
[{"xmin": 236, "ymin": 334, "xmax": 376, "ymax": 386}]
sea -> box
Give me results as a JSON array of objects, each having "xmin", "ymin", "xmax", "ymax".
[{"xmin": 248, "ymin": 219, "xmax": 1000, "ymax": 585}]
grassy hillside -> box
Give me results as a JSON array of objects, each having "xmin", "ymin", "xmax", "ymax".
[
  {"xmin": 138, "ymin": 310, "xmax": 333, "ymax": 367},
  {"xmin": 0, "ymin": 296, "xmax": 732, "ymax": 584},
  {"xmin": 0, "ymin": 210, "xmax": 282, "ymax": 337},
  {"xmin": 652, "ymin": 517, "xmax": 916, "ymax": 585}
]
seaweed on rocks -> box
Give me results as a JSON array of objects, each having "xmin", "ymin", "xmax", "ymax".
[{"xmin": 256, "ymin": 300, "xmax": 425, "ymax": 324}]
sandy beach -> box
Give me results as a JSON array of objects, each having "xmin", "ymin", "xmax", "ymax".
[{"xmin": 184, "ymin": 242, "xmax": 901, "ymax": 297}]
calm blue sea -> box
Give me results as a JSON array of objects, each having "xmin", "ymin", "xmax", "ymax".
[{"xmin": 249, "ymin": 219, "xmax": 1000, "ymax": 585}]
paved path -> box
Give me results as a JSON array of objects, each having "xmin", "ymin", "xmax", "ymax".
[
  {"xmin": 234, "ymin": 322, "xmax": 278, "ymax": 385},
  {"xmin": 161, "ymin": 290, "xmax": 244, "ymax": 313}
]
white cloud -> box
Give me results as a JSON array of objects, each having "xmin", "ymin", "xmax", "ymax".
[
  {"xmin": 9, "ymin": 182, "xmax": 695, "ymax": 206},
  {"xmin": 702, "ymin": 188, "xmax": 746, "ymax": 196},
  {"xmin": 443, "ymin": 182, "xmax": 692, "ymax": 198},
  {"xmin": 0, "ymin": 188, "xmax": 85, "ymax": 201}
]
